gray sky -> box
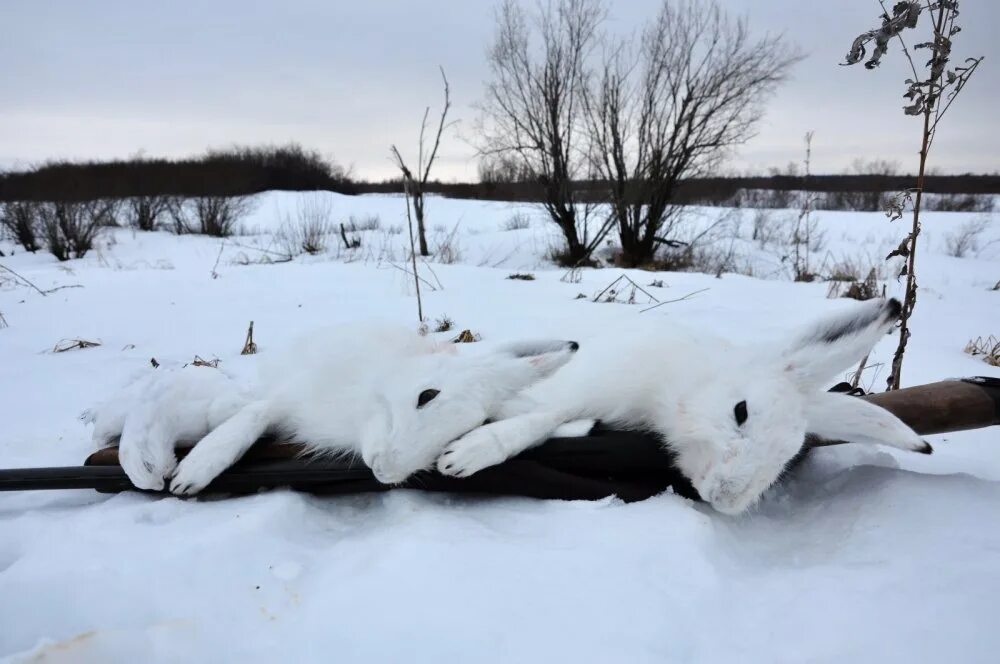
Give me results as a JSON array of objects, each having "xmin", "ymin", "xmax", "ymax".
[{"xmin": 1, "ymin": 1, "xmax": 997, "ymax": 180}]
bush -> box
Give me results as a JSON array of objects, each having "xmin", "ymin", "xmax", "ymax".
[
  {"xmin": 344, "ymin": 214, "xmax": 381, "ymax": 232},
  {"xmin": 126, "ymin": 194, "xmax": 172, "ymax": 231},
  {"xmin": 0, "ymin": 201, "xmax": 42, "ymax": 252},
  {"xmin": 502, "ymin": 213, "xmax": 531, "ymax": 231},
  {"xmin": 944, "ymin": 217, "xmax": 990, "ymax": 258},
  {"xmin": 168, "ymin": 196, "xmax": 254, "ymax": 237},
  {"xmin": 39, "ymin": 200, "xmax": 117, "ymax": 260},
  {"xmin": 926, "ymin": 193, "xmax": 994, "ymax": 213},
  {"xmin": 278, "ymin": 196, "xmax": 334, "ymax": 256}
]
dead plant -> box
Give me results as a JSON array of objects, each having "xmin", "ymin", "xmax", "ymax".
[{"xmin": 241, "ymin": 321, "xmax": 258, "ymax": 355}]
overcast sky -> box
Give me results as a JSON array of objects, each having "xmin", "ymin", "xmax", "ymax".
[{"xmin": 1, "ymin": 1, "xmax": 997, "ymax": 180}]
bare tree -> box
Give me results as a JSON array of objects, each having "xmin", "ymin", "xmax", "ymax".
[
  {"xmin": 477, "ymin": 0, "xmax": 611, "ymax": 265},
  {"xmin": 586, "ymin": 0, "xmax": 799, "ymax": 266},
  {"xmin": 844, "ymin": 0, "xmax": 983, "ymax": 390},
  {"xmin": 391, "ymin": 67, "xmax": 452, "ymax": 257}
]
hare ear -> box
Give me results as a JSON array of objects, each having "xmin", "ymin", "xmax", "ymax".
[
  {"xmin": 496, "ymin": 339, "xmax": 579, "ymax": 378},
  {"xmin": 805, "ymin": 392, "xmax": 932, "ymax": 454},
  {"xmin": 782, "ymin": 299, "xmax": 901, "ymax": 391}
]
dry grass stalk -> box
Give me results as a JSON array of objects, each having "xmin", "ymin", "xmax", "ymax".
[
  {"xmin": 964, "ymin": 336, "xmax": 1000, "ymax": 367},
  {"xmin": 0, "ymin": 311, "xmax": 8, "ymax": 329},
  {"xmin": 52, "ymin": 338, "xmax": 101, "ymax": 353},
  {"xmin": 187, "ymin": 355, "xmax": 221, "ymax": 368},
  {"xmin": 211, "ymin": 242, "xmax": 225, "ymax": 279},
  {"xmin": 452, "ymin": 329, "xmax": 482, "ymax": 344},
  {"xmin": 592, "ymin": 275, "xmax": 660, "ymax": 305},
  {"xmin": 850, "ymin": 353, "xmax": 870, "ymax": 389},
  {"xmin": 433, "ymin": 316, "xmax": 454, "ymax": 333},
  {"xmin": 843, "ymin": 268, "xmax": 882, "ymax": 301},
  {"xmin": 639, "ymin": 287, "xmax": 711, "ymax": 313},
  {"xmin": 241, "ymin": 321, "xmax": 258, "ymax": 355}
]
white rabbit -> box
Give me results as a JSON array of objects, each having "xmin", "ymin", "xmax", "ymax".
[
  {"xmin": 437, "ymin": 298, "xmax": 930, "ymax": 515},
  {"xmin": 85, "ymin": 322, "xmax": 579, "ymax": 495}
]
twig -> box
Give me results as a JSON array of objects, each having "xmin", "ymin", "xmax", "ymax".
[
  {"xmin": 226, "ymin": 241, "xmax": 294, "ymax": 260},
  {"xmin": 850, "ymin": 353, "xmax": 870, "ymax": 389},
  {"xmin": 187, "ymin": 355, "xmax": 220, "ymax": 368},
  {"xmin": 418, "ymin": 258, "xmax": 445, "ymax": 290},
  {"xmin": 42, "ymin": 284, "xmax": 84, "ymax": 294},
  {"xmin": 592, "ymin": 275, "xmax": 660, "ymax": 305},
  {"xmin": 52, "ymin": 338, "xmax": 101, "ymax": 353},
  {"xmin": 639, "ymin": 288, "xmax": 710, "ymax": 313},
  {"xmin": 382, "ymin": 261, "xmax": 439, "ymax": 292},
  {"xmin": 0, "ymin": 264, "xmax": 47, "ymax": 296},
  {"xmin": 401, "ymin": 181, "xmax": 424, "ymax": 322},
  {"xmin": 210, "ymin": 242, "xmax": 225, "ymax": 279}
]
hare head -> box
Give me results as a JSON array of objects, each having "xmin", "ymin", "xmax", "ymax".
[
  {"xmin": 664, "ymin": 298, "xmax": 929, "ymax": 515},
  {"xmin": 359, "ymin": 339, "xmax": 579, "ymax": 484}
]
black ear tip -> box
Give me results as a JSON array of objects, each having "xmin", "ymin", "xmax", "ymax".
[
  {"xmin": 918, "ymin": 441, "xmax": 933, "ymax": 455},
  {"xmin": 885, "ymin": 298, "xmax": 902, "ymax": 320},
  {"xmin": 568, "ymin": 341, "xmax": 580, "ymax": 352}
]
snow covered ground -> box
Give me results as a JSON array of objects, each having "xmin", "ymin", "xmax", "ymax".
[{"xmin": 1, "ymin": 192, "xmax": 998, "ymax": 663}]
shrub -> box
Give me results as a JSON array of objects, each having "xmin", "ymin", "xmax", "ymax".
[
  {"xmin": 125, "ymin": 194, "xmax": 172, "ymax": 231},
  {"xmin": 278, "ymin": 196, "xmax": 334, "ymax": 256},
  {"xmin": 502, "ymin": 213, "xmax": 531, "ymax": 231},
  {"xmin": 944, "ymin": 217, "xmax": 991, "ymax": 258},
  {"xmin": 168, "ymin": 196, "xmax": 254, "ymax": 237},
  {"xmin": 927, "ymin": 193, "xmax": 994, "ymax": 213},
  {"xmin": 38, "ymin": 200, "xmax": 117, "ymax": 260},
  {"xmin": 0, "ymin": 201, "xmax": 42, "ymax": 252}
]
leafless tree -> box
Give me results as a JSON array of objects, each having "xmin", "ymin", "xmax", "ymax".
[
  {"xmin": 585, "ymin": 0, "xmax": 799, "ymax": 266},
  {"xmin": 844, "ymin": 0, "xmax": 983, "ymax": 390},
  {"xmin": 391, "ymin": 67, "xmax": 453, "ymax": 257},
  {"xmin": 477, "ymin": 0, "xmax": 611, "ymax": 265}
]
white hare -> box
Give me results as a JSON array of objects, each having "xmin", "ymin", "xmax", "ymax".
[
  {"xmin": 437, "ymin": 299, "xmax": 930, "ymax": 515},
  {"xmin": 85, "ymin": 322, "xmax": 578, "ymax": 494}
]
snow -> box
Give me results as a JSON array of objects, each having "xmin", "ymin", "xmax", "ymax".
[{"xmin": 1, "ymin": 191, "xmax": 998, "ymax": 662}]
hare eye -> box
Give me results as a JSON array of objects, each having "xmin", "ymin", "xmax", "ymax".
[
  {"xmin": 417, "ymin": 389, "xmax": 440, "ymax": 408},
  {"xmin": 734, "ymin": 400, "xmax": 748, "ymax": 426}
]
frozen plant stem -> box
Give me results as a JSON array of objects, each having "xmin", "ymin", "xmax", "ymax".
[
  {"xmin": 402, "ymin": 181, "xmax": 424, "ymax": 323},
  {"xmin": 887, "ymin": 4, "xmax": 949, "ymax": 391},
  {"xmin": 844, "ymin": 1, "xmax": 983, "ymax": 390}
]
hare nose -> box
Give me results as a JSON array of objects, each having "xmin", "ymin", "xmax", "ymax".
[{"xmin": 370, "ymin": 452, "xmax": 403, "ymax": 484}]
